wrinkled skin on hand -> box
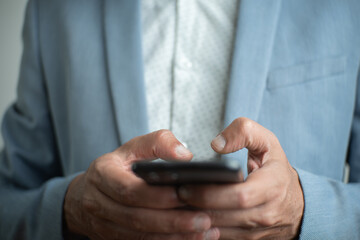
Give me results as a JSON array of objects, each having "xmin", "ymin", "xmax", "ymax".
[
  {"xmin": 64, "ymin": 118, "xmax": 304, "ymax": 240},
  {"xmin": 63, "ymin": 130, "xmax": 220, "ymax": 240},
  {"xmin": 178, "ymin": 118, "xmax": 304, "ymax": 240}
]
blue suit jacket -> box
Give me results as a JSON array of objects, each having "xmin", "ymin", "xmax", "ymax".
[{"xmin": 1, "ymin": 0, "xmax": 360, "ymax": 239}]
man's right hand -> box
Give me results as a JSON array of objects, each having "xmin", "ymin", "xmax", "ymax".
[{"xmin": 63, "ymin": 130, "xmax": 219, "ymax": 240}]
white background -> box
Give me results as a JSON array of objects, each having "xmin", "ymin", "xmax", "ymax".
[{"xmin": 0, "ymin": 0, "xmax": 27, "ymax": 149}]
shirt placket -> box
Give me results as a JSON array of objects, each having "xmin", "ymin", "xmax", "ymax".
[{"xmin": 171, "ymin": 0, "xmax": 196, "ymax": 147}]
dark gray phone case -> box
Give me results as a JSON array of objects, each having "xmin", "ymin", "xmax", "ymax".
[{"xmin": 132, "ymin": 159, "xmax": 244, "ymax": 185}]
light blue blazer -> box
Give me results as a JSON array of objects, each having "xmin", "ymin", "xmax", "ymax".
[{"xmin": 1, "ymin": 0, "xmax": 360, "ymax": 239}]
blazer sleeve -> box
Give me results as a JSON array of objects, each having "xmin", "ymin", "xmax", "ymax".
[
  {"xmin": 297, "ymin": 65, "xmax": 360, "ymax": 239},
  {"xmin": 0, "ymin": 1, "xmax": 78, "ymax": 239}
]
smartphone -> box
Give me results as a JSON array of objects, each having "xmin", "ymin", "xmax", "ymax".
[{"xmin": 132, "ymin": 159, "xmax": 244, "ymax": 185}]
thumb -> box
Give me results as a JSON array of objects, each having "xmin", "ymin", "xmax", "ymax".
[
  {"xmin": 116, "ymin": 130, "xmax": 193, "ymax": 164},
  {"xmin": 211, "ymin": 117, "xmax": 279, "ymax": 157}
]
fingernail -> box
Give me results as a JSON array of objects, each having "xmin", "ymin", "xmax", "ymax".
[
  {"xmin": 193, "ymin": 215, "xmax": 210, "ymax": 232},
  {"xmin": 204, "ymin": 228, "xmax": 220, "ymax": 240},
  {"xmin": 175, "ymin": 144, "xmax": 191, "ymax": 157},
  {"xmin": 178, "ymin": 186, "xmax": 190, "ymax": 200},
  {"xmin": 211, "ymin": 134, "xmax": 226, "ymax": 150}
]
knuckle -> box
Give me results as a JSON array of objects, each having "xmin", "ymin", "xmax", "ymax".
[
  {"xmin": 236, "ymin": 189, "xmax": 249, "ymax": 208},
  {"xmin": 113, "ymin": 181, "xmax": 138, "ymax": 206},
  {"xmin": 154, "ymin": 129, "xmax": 173, "ymax": 142},
  {"xmin": 88, "ymin": 155, "xmax": 116, "ymax": 187},
  {"xmin": 90, "ymin": 156, "xmax": 113, "ymax": 182},
  {"xmin": 127, "ymin": 212, "xmax": 145, "ymax": 231},
  {"xmin": 82, "ymin": 196, "xmax": 100, "ymax": 214},
  {"xmin": 258, "ymin": 209, "xmax": 278, "ymax": 227},
  {"xmin": 234, "ymin": 118, "xmax": 255, "ymax": 145},
  {"xmin": 234, "ymin": 117, "xmax": 252, "ymax": 129},
  {"xmin": 239, "ymin": 118, "xmax": 254, "ymax": 134},
  {"xmin": 103, "ymin": 152, "xmax": 120, "ymax": 165},
  {"xmin": 90, "ymin": 159, "xmax": 103, "ymax": 180}
]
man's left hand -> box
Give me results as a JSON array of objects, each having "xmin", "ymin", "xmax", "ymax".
[{"xmin": 178, "ymin": 117, "xmax": 304, "ymax": 240}]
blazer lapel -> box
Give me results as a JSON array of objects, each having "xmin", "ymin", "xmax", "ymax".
[
  {"xmin": 102, "ymin": 0, "xmax": 281, "ymax": 144},
  {"xmin": 224, "ymin": 0, "xmax": 282, "ymax": 126},
  {"xmin": 103, "ymin": 0, "xmax": 148, "ymax": 144}
]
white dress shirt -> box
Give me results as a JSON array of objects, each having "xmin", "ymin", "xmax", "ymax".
[{"xmin": 142, "ymin": 0, "xmax": 239, "ymax": 160}]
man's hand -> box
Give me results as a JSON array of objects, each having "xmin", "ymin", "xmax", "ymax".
[
  {"xmin": 63, "ymin": 130, "xmax": 220, "ymax": 240},
  {"xmin": 177, "ymin": 118, "xmax": 304, "ymax": 240}
]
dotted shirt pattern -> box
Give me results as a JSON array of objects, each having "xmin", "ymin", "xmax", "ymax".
[{"xmin": 142, "ymin": 0, "xmax": 239, "ymax": 160}]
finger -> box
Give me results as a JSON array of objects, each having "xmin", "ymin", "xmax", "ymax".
[
  {"xmin": 211, "ymin": 118, "xmax": 282, "ymax": 159},
  {"xmin": 92, "ymin": 218, "xmax": 220, "ymax": 240},
  {"xmin": 90, "ymin": 130, "xmax": 193, "ymax": 209},
  {"xmin": 218, "ymin": 226, "xmax": 291, "ymax": 240},
  {"xmin": 206, "ymin": 205, "xmax": 280, "ymax": 229},
  {"xmin": 110, "ymin": 206, "xmax": 211, "ymax": 233},
  {"xmin": 86, "ymin": 189, "xmax": 212, "ymax": 233},
  {"xmin": 90, "ymin": 157, "xmax": 182, "ymax": 208},
  {"xmin": 178, "ymin": 162, "xmax": 285, "ymax": 209},
  {"xmin": 117, "ymin": 129, "xmax": 193, "ymax": 165},
  {"xmin": 206, "ymin": 208, "xmax": 261, "ymax": 228},
  {"xmin": 89, "ymin": 150, "xmax": 186, "ymax": 208}
]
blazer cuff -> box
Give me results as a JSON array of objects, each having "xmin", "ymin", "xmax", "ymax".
[
  {"xmin": 295, "ymin": 168, "xmax": 355, "ymax": 239},
  {"xmin": 36, "ymin": 172, "xmax": 82, "ymax": 240}
]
